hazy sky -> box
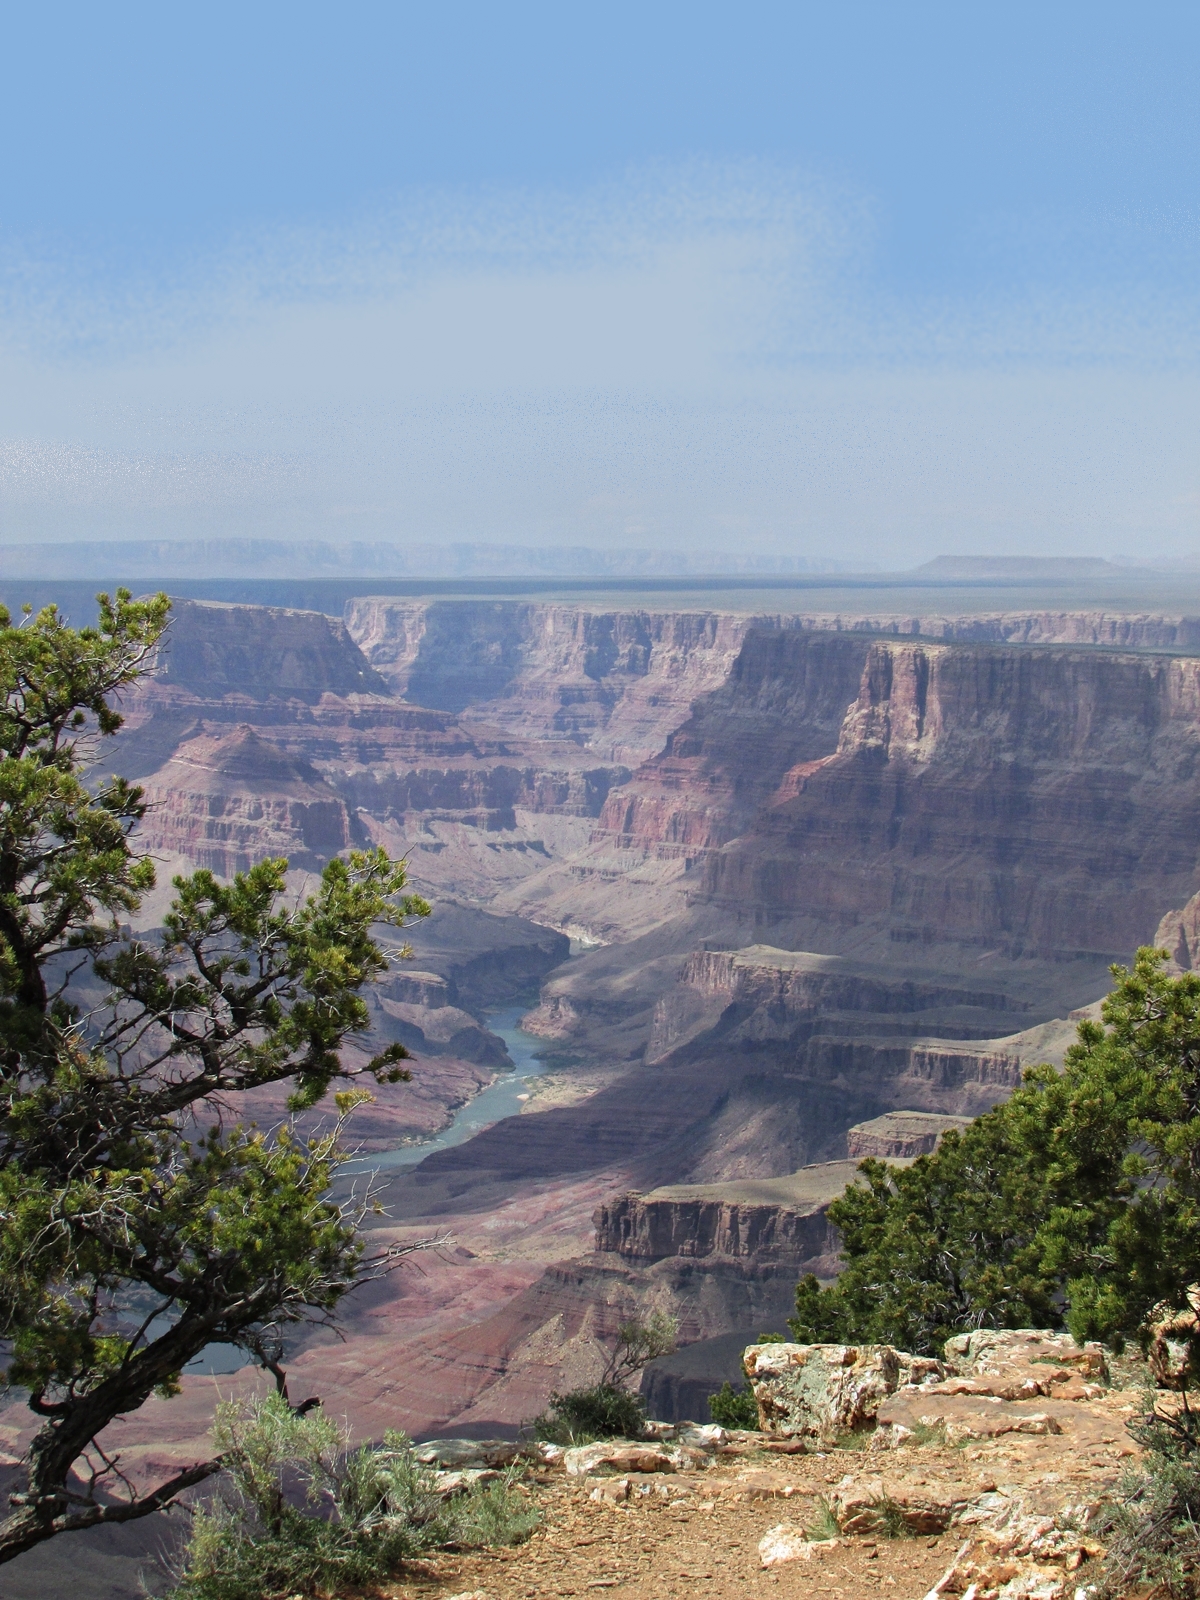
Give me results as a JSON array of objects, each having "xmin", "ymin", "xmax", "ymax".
[{"xmin": 1, "ymin": 2, "xmax": 1197, "ymax": 565}]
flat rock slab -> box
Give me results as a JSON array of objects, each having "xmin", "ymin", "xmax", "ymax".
[{"xmin": 877, "ymin": 1390, "xmax": 1129, "ymax": 1449}]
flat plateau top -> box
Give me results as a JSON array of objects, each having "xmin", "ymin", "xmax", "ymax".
[
  {"xmin": 12, "ymin": 571, "xmax": 1200, "ymax": 628},
  {"xmin": 641, "ymin": 1157, "xmax": 912, "ymax": 1212}
]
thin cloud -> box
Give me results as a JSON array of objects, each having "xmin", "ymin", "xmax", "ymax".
[{"xmin": 0, "ymin": 164, "xmax": 1196, "ymax": 561}]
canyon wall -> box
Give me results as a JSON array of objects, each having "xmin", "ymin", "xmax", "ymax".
[
  {"xmin": 85, "ymin": 593, "xmax": 1200, "ymax": 1442},
  {"xmin": 592, "ymin": 629, "xmax": 872, "ymax": 853},
  {"xmin": 581, "ymin": 629, "xmax": 1200, "ymax": 969},
  {"xmin": 699, "ymin": 638, "xmax": 1200, "ymax": 965},
  {"xmin": 138, "ymin": 724, "xmax": 363, "ymax": 875},
  {"xmin": 154, "ymin": 597, "xmax": 389, "ymax": 699},
  {"xmin": 344, "ymin": 598, "xmax": 759, "ymax": 765},
  {"xmin": 134, "ymin": 600, "xmax": 1200, "ymax": 967},
  {"xmin": 774, "ymin": 609, "xmax": 1200, "ymax": 651},
  {"xmin": 116, "ymin": 599, "xmax": 635, "ymax": 906},
  {"xmin": 591, "ymin": 1161, "xmax": 859, "ymax": 1267}
]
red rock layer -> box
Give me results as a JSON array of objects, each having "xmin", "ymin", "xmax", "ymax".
[
  {"xmin": 137, "ymin": 724, "xmax": 360, "ymax": 874},
  {"xmin": 699, "ymin": 639, "xmax": 1200, "ymax": 963},
  {"xmin": 117, "ymin": 600, "xmax": 634, "ymax": 865},
  {"xmin": 592, "ymin": 630, "xmax": 872, "ymax": 854}
]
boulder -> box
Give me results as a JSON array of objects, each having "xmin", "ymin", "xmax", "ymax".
[
  {"xmin": 589, "ymin": 1476, "xmax": 632, "ymax": 1503},
  {"xmin": 676, "ymin": 1423, "xmax": 728, "ymax": 1451},
  {"xmin": 563, "ymin": 1441, "xmax": 675, "ymax": 1476},
  {"xmin": 758, "ymin": 1524, "xmax": 839, "ymax": 1567},
  {"xmin": 412, "ymin": 1438, "xmax": 525, "ymax": 1469},
  {"xmin": 744, "ymin": 1341, "xmax": 932, "ymax": 1441},
  {"xmin": 431, "ymin": 1467, "xmax": 501, "ymax": 1497},
  {"xmin": 641, "ymin": 1419, "xmax": 679, "ymax": 1440},
  {"xmin": 942, "ymin": 1328, "xmax": 1108, "ymax": 1394},
  {"xmin": 829, "ymin": 1473, "xmax": 968, "ymax": 1536},
  {"xmin": 922, "ymin": 1553, "xmax": 1070, "ymax": 1600},
  {"xmin": 876, "ymin": 1390, "xmax": 1066, "ymax": 1445},
  {"xmin": 919, "ymin": 1494, "xmax": 1107, "ymax": 1600}
]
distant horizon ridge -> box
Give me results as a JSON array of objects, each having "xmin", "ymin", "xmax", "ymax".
[
  {"xmin": 0, "ymin": 538, "xmax": 1188, "ymax": 585},
  {"xmin": 0, "ymin": 537, "xmax": 860, "ymax": 581}
]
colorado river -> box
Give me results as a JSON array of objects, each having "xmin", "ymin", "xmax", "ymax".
[
  {"xmin": 343, "ymin": 1001, "xmax": 551, "ymax": 1174},
  {"xmin": 187, "ymin": 1003, "xmax": 549, "ymax": 1373}
]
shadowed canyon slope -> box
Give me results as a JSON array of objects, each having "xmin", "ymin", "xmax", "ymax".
[{"xmin": 343, "ymin": 598, "xmax": 756, "ymax": 763}]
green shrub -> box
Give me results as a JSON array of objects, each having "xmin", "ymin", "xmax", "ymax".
[
  {"xmin": 1096, "ymin": 1386, "xmax": 1200, "ymax": 1599},
  {"xmin": 707, "ymin": 1382, "xmax": 759, "ymax": 1429},
  {"xmin": 791, "ymin": 952, "xmax": 1200, "ymax": 1356},
  {"xmin": 806, "ymin": 1498, "xmax": 841, "ymax": 1540},
  {"xmin": 169, "ymin": 1393, "xmax": 538, "ymax": 1600},
  {"xmin": 532, "ymin": 1383, "xmax": 647, "ymax": 1445}
]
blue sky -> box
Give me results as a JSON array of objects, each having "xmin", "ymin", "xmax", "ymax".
[{"xmin": 1, "ymin": 1, "xmax": 1197, "ymax": 563}]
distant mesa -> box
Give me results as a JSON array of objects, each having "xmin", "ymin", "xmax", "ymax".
[{"xmin": 912, "ymin": 555, "xmax": 1138, "ymax": 582}]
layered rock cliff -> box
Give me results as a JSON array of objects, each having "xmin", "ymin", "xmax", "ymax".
[
  {"xmin": 152, "ymin": 597, "xmax": 389, "ymax": 699},
  {"xmin": 845, "ymin": 1110, "xmax": 972, "ymax": 1157},
  {"xmin": 592, "ymin": 1161, "xmax": 865, "ymax": 1268},
  {"xmin": 770, "ymin": 608, "xmax": 1200, "ymax": 651},
  {"xmin": 137, "ymin": 724, "xmax": 362, "ymax": 875},
  {"xmin": 592, "ymin": 629, "xmax": 872, "ymax": 854},
  {"xmin": 495, "ymin": 628, "xmax": 874, "ymax": 938},
  {"xmin": 648, "ymin": 944, "xmax": 1040, "ymax": 1052},
  {"xmin": 573, "ymin": 628, "xmax": 1200, "ymax": 973},
  {"xmin": 344, "ymin": 599, "xmax": 758, "ymax": 766},
  {"xmin": 698, "ymin": 637, "xmax": 1200, "ymax": 966},
  {"xmin": 115, "ymin": 599, "xmax": 632, "ymax": 905}
]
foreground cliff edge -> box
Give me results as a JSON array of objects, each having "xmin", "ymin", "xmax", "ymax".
[{"xmin": 208, "ymin": 1328, "xmax": 1144, "ymax": 1600}]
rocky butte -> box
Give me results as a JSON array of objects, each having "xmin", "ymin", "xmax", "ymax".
[{"xmin": 8, "ymin": 589, "xmax": 1200, "ymax": 1538}]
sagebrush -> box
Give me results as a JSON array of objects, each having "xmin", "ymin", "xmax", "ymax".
[
  {"xmin": 1097, "ymin": 1386, "xmax": 1200, "ymax": 1599},
  {"xmin": 170, "ymin": 1393, "xmax": 539, "ymax": 1600}
]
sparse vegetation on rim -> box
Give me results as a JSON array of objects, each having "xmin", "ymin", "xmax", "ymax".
[
  {"xmin": 531, "ymin": 1313, "xmax": 677, "ymax": 1444},
  {"xmin": 167, "ymin": 1392, "xmax": 539, "ymax": 1600}
]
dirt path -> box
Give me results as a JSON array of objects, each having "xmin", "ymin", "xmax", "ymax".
[{"xmin": 386, "ymin": 1482, "xmax": 954, "ymax": 1599}]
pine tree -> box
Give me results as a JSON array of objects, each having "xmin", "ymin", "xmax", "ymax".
[{"xmin": 0, "ymin": 593, "xmax": 429, "ymax": 1562}]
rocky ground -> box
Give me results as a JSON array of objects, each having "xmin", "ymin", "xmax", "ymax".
[
  {"xmin": 384, "ymin": 1472, "xmax": 964, "ymax": 1600},
  {"xmin": 377, "ymin": 1415, "xmax": 1134, "ymax": 1600},
  {"xmin": 369, "ymin": 1330, "xmax": 1145, "ymax": 1600}
]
